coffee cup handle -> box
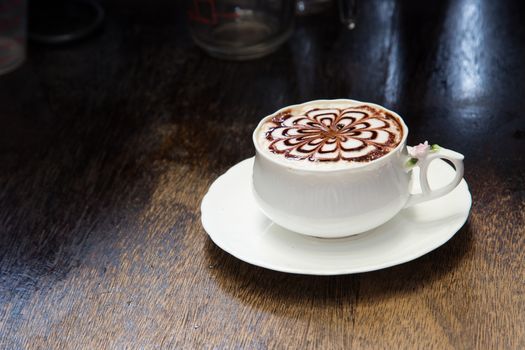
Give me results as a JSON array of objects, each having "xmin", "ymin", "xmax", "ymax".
[{"xmin": 404, "ymin": 144, "xmax": 464, "ymax": 207}]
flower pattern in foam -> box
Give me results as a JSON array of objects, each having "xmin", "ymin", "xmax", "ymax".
[{"xmin": 265, "ymin": 105, "xmax": 403, "ymax": 162}]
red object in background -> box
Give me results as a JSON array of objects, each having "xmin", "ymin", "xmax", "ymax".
[{"xmin": 188, "ymin": 0, "xmax": 239, "ymax": 25}]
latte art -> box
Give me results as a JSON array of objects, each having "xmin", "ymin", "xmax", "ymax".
[{"xmin": 260, "ymin": 105, "xmax": 403, "ymax": 164}]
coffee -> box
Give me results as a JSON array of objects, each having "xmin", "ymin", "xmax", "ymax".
[
  {"xmin": 252, "ymin": 99, "xmax": 464, "ymax": 237},
  {"xmin": 256, "ymin": 101, "xmax": 404, "ymax": 169}
]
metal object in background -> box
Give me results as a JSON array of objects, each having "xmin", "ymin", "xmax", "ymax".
[
  {"xmin": 0, "ymin": 0, "xmax": 26, "ymax": 75},
  {"xmin": 339, "ymin": 0, "xmax": 357, "ymax": 29},
  {"xmin": 296, "ymin": 0, "xmax": 358, "ymax": 30},
  {"xmin": 187, "ymin": 0, "xmax": 295, "ymax": 60}
]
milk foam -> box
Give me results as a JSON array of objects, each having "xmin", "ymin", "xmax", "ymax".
[{"xmin": 256, "ymin": 100, "xmax": 405, "ymax": 170}]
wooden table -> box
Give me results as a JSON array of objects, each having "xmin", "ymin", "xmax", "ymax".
[{"xmin": 1, "ymin": 0, "xmax": 524, "ymax": 348}]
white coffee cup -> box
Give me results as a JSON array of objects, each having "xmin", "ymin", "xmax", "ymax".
[{"xmin": 251, "ymin": 99, "xmax": 464, "ymax": 238}]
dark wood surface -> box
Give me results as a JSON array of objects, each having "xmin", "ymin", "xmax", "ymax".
[{"xmin": 1, "ymin": 0, "xmax": 524, "ymax": 348}]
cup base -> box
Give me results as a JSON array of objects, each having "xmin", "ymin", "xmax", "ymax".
[{"xmin": 251, "ymin": 183, "xmax": 404, "ymax": 238}]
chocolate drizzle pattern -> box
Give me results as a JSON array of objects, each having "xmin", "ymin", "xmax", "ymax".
[{"xmin": 264, "ymin": 105, "xmax": 403, "ymax": 162}]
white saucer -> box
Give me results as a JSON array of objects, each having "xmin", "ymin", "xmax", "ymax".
[{"xmin": 201, "ymin": 158, "xmax": 471, "ymax": 275}]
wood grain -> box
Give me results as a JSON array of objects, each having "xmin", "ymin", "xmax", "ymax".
[{"xmin": 0, "ymin": 0, "xmax": 524, "ymax": 348}]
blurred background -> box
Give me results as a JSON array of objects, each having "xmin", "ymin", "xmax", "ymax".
[{"xmin": 0, "ymin": 1, "xmax": 524, "ymax": 348}]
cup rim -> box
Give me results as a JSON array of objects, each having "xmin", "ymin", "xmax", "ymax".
[{"xmin": 252, "ymin": 99, "xmax": 409, "ymax": 173}]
